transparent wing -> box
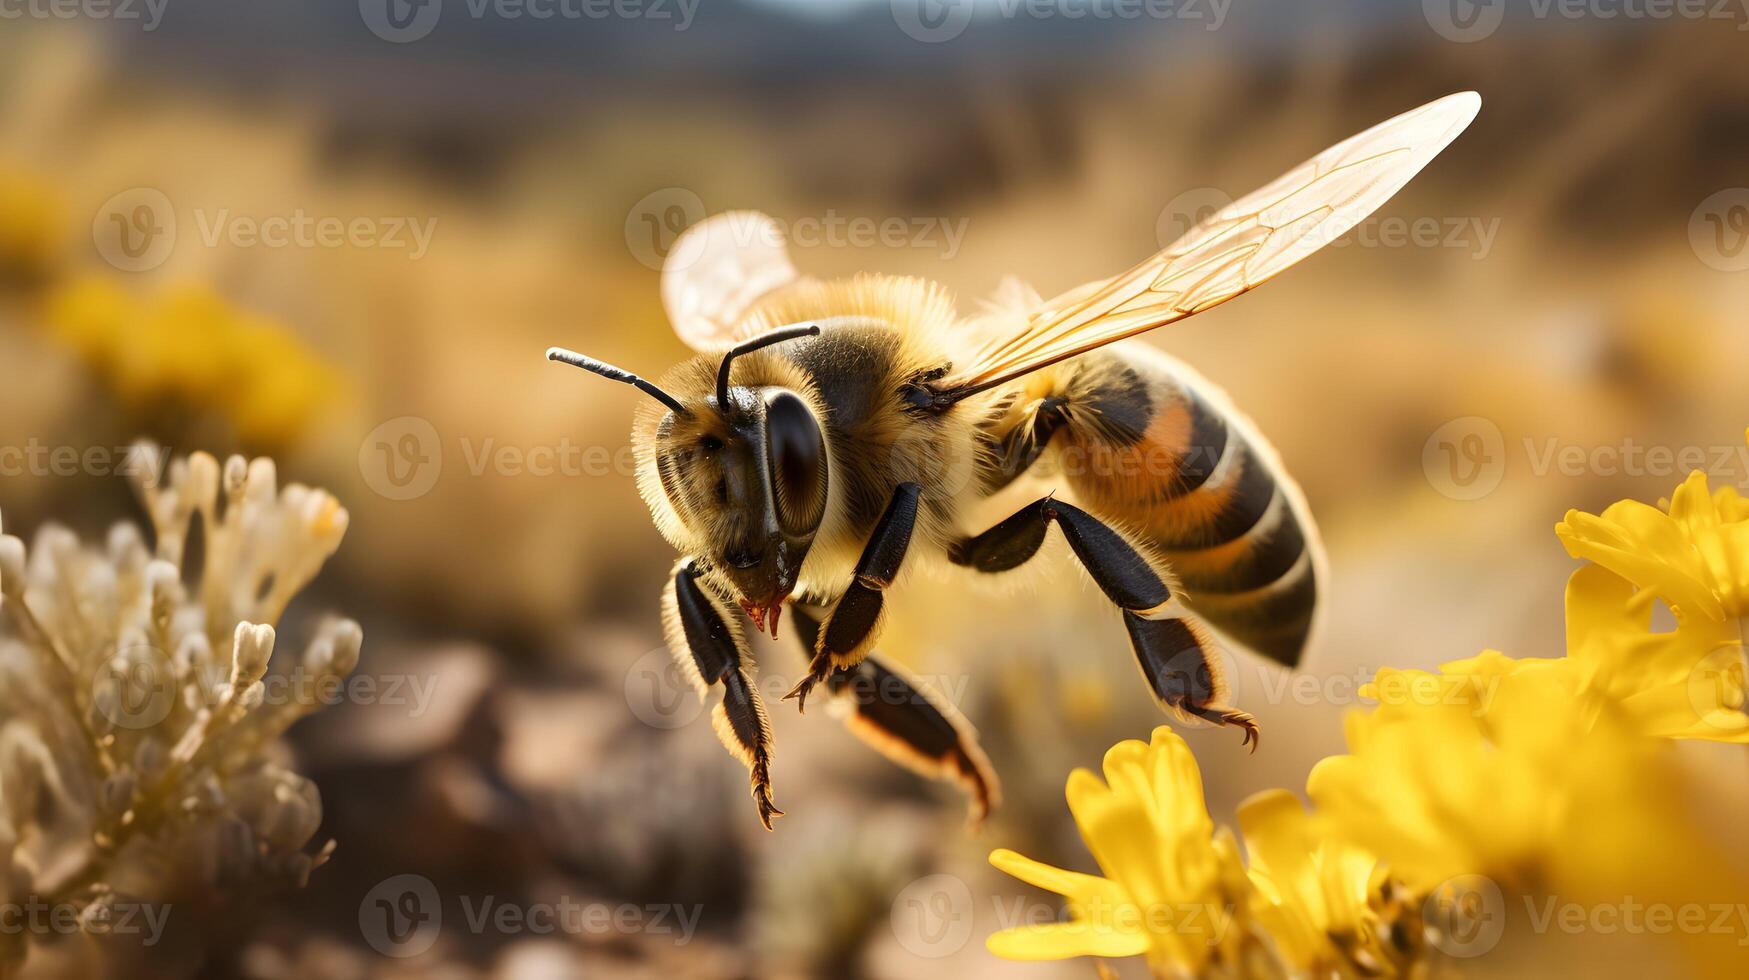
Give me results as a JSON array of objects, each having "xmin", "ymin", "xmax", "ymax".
[
  {"xmin": 661, "ymin": 210, "xmax": 805, "ymax": 350},
  {"xmin": 948, "ymin": 92, "xmax": 1481, "ymax": 396}
]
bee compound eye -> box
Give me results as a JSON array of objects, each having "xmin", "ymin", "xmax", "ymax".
[{"xmin": 763, "ymin": 391, "xmax": 828, "ymax": 536}]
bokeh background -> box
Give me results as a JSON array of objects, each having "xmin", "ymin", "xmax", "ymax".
[{"xmin": 2, "ymin": 1, "xmax": 1748, "ymax": 976}]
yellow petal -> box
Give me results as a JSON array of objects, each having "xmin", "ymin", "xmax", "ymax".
[
  {"xmin": 1236, "ymin": 789, "xmax": 1316, "ymax": 895},
  {"xmin": 1557, "ymin": 507, "xmax": 1725, "ymax": 620},
  {"xmin": 988, "ymin": 848, "xmax": 1122, "ymax": 906},
  {"xmin": 986, "ymin": 921, "xmax": 1151, "ymax": 961}
]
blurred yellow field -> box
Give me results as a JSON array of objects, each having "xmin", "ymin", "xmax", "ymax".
[{"xmin": 1, "ymin": 7, "xmax": 1747, "ymax": 978}]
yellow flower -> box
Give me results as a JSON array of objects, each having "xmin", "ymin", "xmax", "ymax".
[
  {"xmin": 987, "ymin": 727, "xmax": 1251, "ymax": 974},
  {"xmin": 1556, "ymin": 441, "xmax": 1749, "ymax": 623},
  {"xmin": 1562, "ymin": 563, "xmax": 1748, "ymax": 742},
  {"xmin": 1236, "ymin": 789, "xmax": 1413, "ymax": 978},
  {"xmin": 0, "ymin": 162, "xmax": 65, "ymax": 281},
  {"xmin": 44, "ymin": 276, "xmax": 344, "ymax": 449},
  {"xmin": 1310, "ymin": 656, "xmax": 1697, "ymax": 898}
]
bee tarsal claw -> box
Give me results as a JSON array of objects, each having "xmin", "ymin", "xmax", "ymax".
[
  {"xmin": 752, "ymin": 768, "xmax": 783, "ymax": 830},
  {"xmin": 1228, "ymin": 712, "xmax": 1261, "ymax": 752},
  {"xmin": 782, "ymin": 670, "xmax": 823, "ymax": 712},
  {"xmin": 755, "ymin": 791, "xmax": 783, "ymax": 831}
]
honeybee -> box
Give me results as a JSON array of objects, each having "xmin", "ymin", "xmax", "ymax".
[{"xmin": 548, "ymin": 93, "xmax": 1479, "ymax": 829}]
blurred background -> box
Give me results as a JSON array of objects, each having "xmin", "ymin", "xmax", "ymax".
[{"xmin": 2, "ymin": 1, "xmax": 1748, "ymax": 976}]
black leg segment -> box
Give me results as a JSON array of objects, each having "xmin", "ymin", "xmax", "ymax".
[
  {"xmin": 789, "ymin": 607, "xmax": 1000, "ymax": 825},
  {"xmin": 1125, "ymin": 612, "xmax": 1257, "ymax": 747},
  {"xmin": 953, "ymin": 498, "xmax": 1171, "ymax": 614},
  {"xmin": 952, "ymin": 497, "xmax": 1257, "ymax": 748},
  {"xmin": 785, "ymin": 482, "xmax": 920, "ymax": 709},
  {"xmin": 663, "ymin": 560, "xmax": 782, "ymax": 829}
]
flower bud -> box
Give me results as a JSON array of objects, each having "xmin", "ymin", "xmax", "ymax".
[{"xmin": 230, "ymin": 623, "xmax": 276, "ymax": 688}]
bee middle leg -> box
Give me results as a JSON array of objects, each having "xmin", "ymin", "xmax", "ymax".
[
  {"xmin": 784, "ymin": 481, "xmax": 920, "ymax": 709},
  {"xmin": 661, "ymin": 560, "xmax": 782, "ymax": 829},
  {"xmin": 948, "ymin": 497, "xmax": 1258, "ymax": 748},
  {"xmin": 788, "ymin": 606, "xmax": 999, "ymax": 825}
]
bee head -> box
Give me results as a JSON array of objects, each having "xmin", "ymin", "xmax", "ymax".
[{"xmin": 547, "ymin": 324, "xmax": 828, "ymax": 617}]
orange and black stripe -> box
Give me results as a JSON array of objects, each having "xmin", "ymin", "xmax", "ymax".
[{"xmin": 1054, "ymin": 352, "xmax": 1317, "ymax": 667}]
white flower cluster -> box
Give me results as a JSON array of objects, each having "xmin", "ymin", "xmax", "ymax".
[{"xmin": 0, "ymin": 446, "xmax": 360, "ymax": 970}]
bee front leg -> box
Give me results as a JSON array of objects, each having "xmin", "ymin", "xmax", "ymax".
[
  {"xmin": 950, "ymin": 497, "xmax": 1258, "ymax": 749},
  {"xmin": 661, "ymin": 559, "xmax": 782, "ymax": 829},
  {"xmin": 784, "ymin": 482, "xmax": 920, "ymax": 711},
  {"xmin": 788, "ymin": 606, "xmax": 1000, "ymax": 826}
]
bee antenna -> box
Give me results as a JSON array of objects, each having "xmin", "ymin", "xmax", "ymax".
[
  {"xmin": 716, "ymin": 323, "xmax": 821, "ymax": 408},
  {"xmin": 546, "ymin": 347, "xmax": 691, "ymax": 416}
]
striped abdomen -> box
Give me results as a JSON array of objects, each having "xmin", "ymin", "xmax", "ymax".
[{"xmin": 1048, "ymin": 346, "xmax": 1321, "ymax": 667}]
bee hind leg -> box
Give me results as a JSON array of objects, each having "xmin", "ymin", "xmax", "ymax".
[
  {"xmin": 789, "ymin": 606, "xmax": 1001, "ymax": 825},
  {"xmin": 662, "ymin": 560, "xmax": 783, "ymax": 829},
  {"xmin": 784, "ymin": 482, "xmax": 920, "ymax": 710},
  {"xmin": 949, "ymin": 497, "xmax": 1257, "ymax": 750}
]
